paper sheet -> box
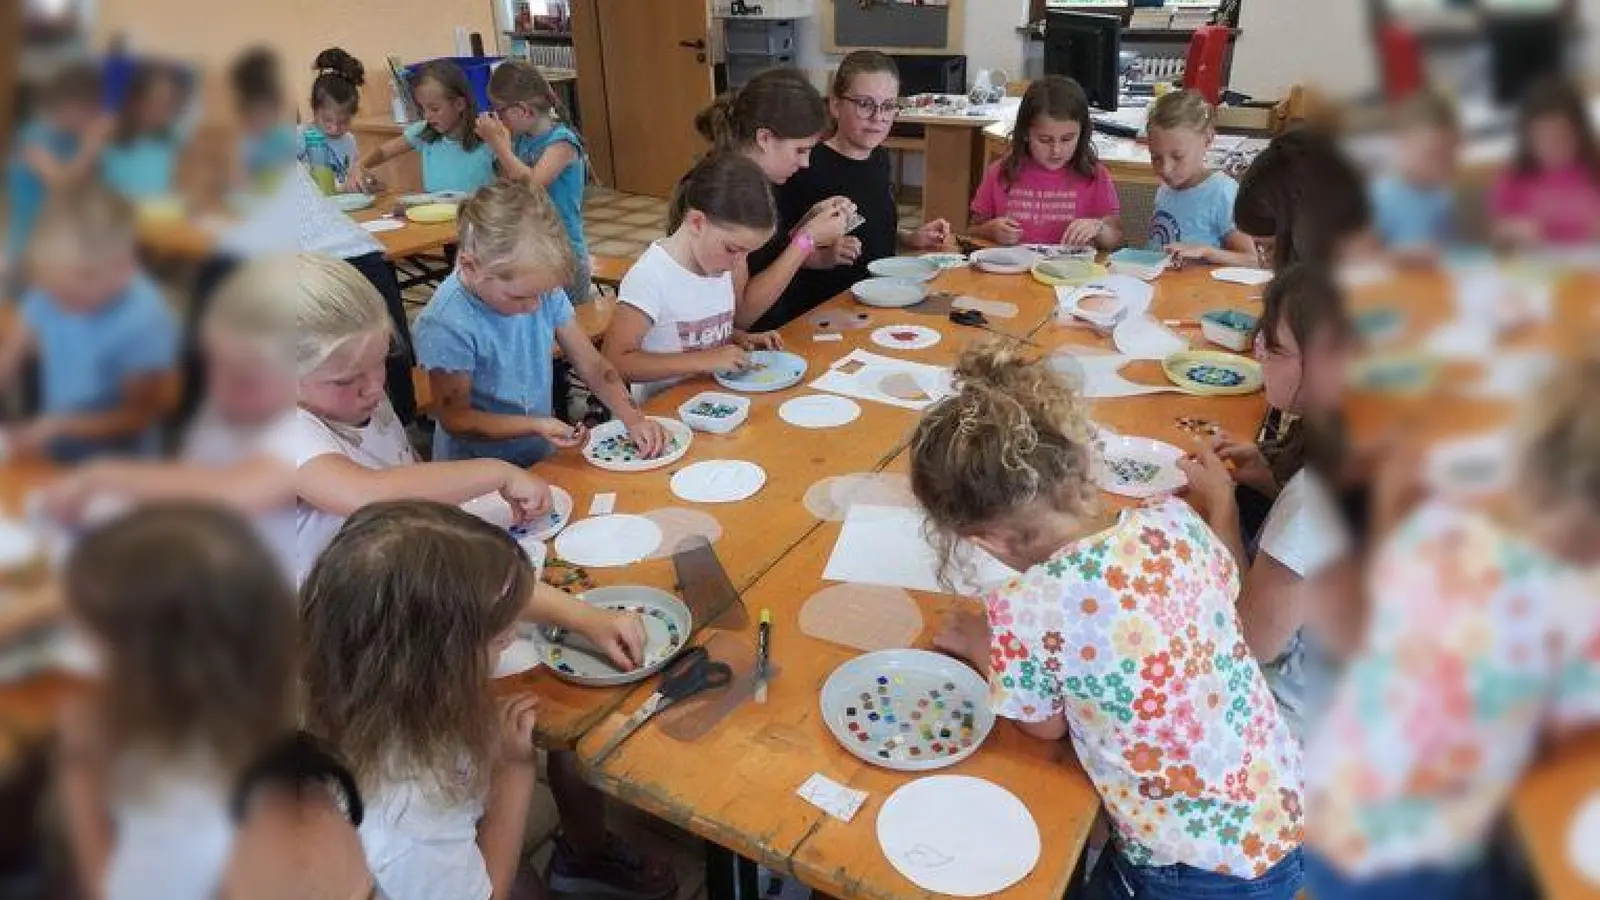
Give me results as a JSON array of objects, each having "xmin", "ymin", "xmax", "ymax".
[
  {"xmin": 1113, "ymin": 316, "xmax": 1189, "ymax": 360},
  {"xmin": 798, "ymin": 773, "xmax": 869, "ymax": 823},
  {"xmin": 1212, "ymin": 267, "xmax": 1273, "ymax": 286},
  {"xmin": 669, "ymin": 461, "xmax": 767, "ymax": 504},
  {"xmin": 809, "ymin": 350, "xmax": 955, "ymax": 412},
  {"xmin": 779, "ymin": 394, "xmax": 862, "ymax": 429},
  {"xmin": 876, "ymin": 775, "xmax": 1041, "ymax": 898},
  {"xmin": 1046, "ymin": 352, "xmax": 1184, "ymax": 399},
  {"xmin": 823, "ymin": 504, "xmax": 1013, "ymax": 596},
  {"xmin": 1569, "ymin": 792, "xmax": 1600, "ymax": 887},
  {"xmin": 589, "ymin": 493, "xmax": 617, "ymax": 516},
  {"xmin": 553, "ymin": 515, "xmax": 662, "ymax": 568}
]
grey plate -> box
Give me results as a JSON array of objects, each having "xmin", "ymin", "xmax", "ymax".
[
  {"xmin": 851, "ymin": 277, "xmax": 926, "ymax": 309},
  {"xmin": 713, "ymin": 350, "xmax": 808, "ymax": 394},
  {"xmin": 820, "ymin": 649, "xmax": 996, "ymax": 772},
  {"xmin": 868, "ymin": 256, "xmax": 941, "ymax": 283},
  {"xmin": 537, "ymin": 586, "xmax": 692, "ymax": 687}
]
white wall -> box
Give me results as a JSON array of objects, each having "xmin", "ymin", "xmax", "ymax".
[{"xmin": 1229, "ymin": 0, "xmax": 1379, "ymax": 101}]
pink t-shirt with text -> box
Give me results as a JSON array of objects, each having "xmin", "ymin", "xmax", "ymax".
[
  {"xmin": 970, "ymin": 157, "xmax": 1121, "ymax": 245},
  {"xmin": 1488, "ymin": 164, "xmax": 1600, "ymax": 246}
]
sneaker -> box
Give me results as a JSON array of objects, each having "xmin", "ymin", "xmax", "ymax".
[{"xmin": 548, "ymin": 834, "xmax": 678, "ymax": 900}]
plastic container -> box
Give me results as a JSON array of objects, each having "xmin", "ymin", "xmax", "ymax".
[
  {"xmin": 679, "ymin": 392, "xmax": 751, "ymax": 434},
  {"xmin": 1200, "ymin": 309, "xmax": 1258, "ymax": 352},
  {"xmin": 725, "ymin": 19, "xmax": 797, "ymax": 54},
  {"xmin": 404, "ymin": 56, "xmax": 505, "ymax": 110}
]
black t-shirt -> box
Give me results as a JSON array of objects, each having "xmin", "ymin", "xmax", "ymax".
[{"xmin": 749, "ymin": 143, "xmax": 899, "ymax": 332}]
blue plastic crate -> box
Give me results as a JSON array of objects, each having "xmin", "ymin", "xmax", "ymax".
[
  {"xmin": 403, "ymin": 56, "xmax": 504, "ymax": 111},
  {"xmin": 101, "ymin": 55, "xmax": 196, "ymax": 113}
]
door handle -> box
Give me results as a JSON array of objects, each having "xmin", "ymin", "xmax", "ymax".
[{"xmin": 678, "ymin": 39, "xmax": 707, "ymax": 49}]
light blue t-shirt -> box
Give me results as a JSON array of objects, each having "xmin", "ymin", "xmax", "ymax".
[
  {"xmin": 5, "ymin": 121, "xmax": 80, "ymax": 268},
  {"xmin": 101, "ymin": 133, "xmax": 186, "ymax": 201},
  {"xmin": 1370, "ymin": 174, "xmax": 1456, "ymax": 249},
  {"xmin": 20, "ymin": 272, "xmax": 178, "ymax": 462},
  {"xmin": 512, "ymin": 125, "xmax": 588, "ymax": 260},
  {"xmin": 241, "ymin": 123, "xmax": 297, "ymax": 185},
  {"xmin": 1146, "ymin": 171, "xmax": 1239, "ymax": 251},
  {"xmin": 412, "ymin": 272, "xmax": 574, "ymax": 467},
  {"xmin": 403, "ymin": 121, "xmax": 497, "ymax": 194}
]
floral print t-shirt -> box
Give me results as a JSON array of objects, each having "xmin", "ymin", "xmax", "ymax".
[
  {"xmin": 1307, "ymin": 502, "xmax": 1600, "ymax": 877},
  {"xmin": 986, "ymin": 497, "xmax": 1304, "ymax": 878}
]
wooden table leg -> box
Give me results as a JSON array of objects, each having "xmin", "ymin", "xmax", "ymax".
[
  {"xmin": 921, "ymin": 124, "xmax": 982, "ymax": 232},
  {"xmin": 704, "ymin": 842, "xmax": 760, "ymax": 900}
]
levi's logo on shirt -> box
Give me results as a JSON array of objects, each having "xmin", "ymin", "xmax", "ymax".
[{"xmin": 676, "ymin": 312, "xmax": 734, "ymax": 349}]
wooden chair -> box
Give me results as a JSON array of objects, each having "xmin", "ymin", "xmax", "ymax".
[
  {"xmin": 590, "ymin": 253, "xmax": 635, "ymax": 297},
  {"xmin": 883, "ymin": 134, "xmax": 925, "ymax": 199}
]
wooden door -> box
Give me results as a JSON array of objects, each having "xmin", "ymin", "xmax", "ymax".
[{"xmin": 596, "ymin": 0, "xmax": 715, "ymax": 198}]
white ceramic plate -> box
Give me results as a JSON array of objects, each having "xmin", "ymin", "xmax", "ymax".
[
  {"xmin": 582, "ymin": 417, "xmax": 692, "ymax": 473},
  {"xmin": 868, "ymin": 257, "xmax": 941, "ymax": 283},
  {"xmin": 970, "ymin": 247, "xmax": 1040, "ymax": 275},
  {"xmin": 1093, "ymin": 434, "xmax": 1188, "ymax": 498},
  {"xmin": 669, "ymin": 460, "xmax": 768, "ymax": 504},
  {"xmin": 554, "ymin": 515, "xmax": 664, "ymax": 568},
  {"xmin": 461, "ymin": 485, "xmax": 574, "ymax": 543},
  {"xmin": 852, "ymin": 277, "xmax": 926, "ymax": 309},
  {"xmin": 820, "ymin": 649, "xmax": 996, "ymax": 772},
  {"xmin": 920, "ymin": 252, "xmax": 968, "ymax": 270},
  {"xmin": 330, "ymin": 193, "xmax": 374, "ymax": 213},
  {"xmin": 713, "ymin": 350, "xmax": 808, "ymax": 393},
  {"xmin": 537, "ymin": 586, "xmax": 691, "ymax": 687},
  {"xmin": 1211, "ymin": 266, "xmax": 1273, "ymax": 286}
]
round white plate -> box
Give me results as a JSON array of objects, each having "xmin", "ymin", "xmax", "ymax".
[
  {"xmin": 330, "ymin": 193, "xmax": 374, "ymax": 213},
  {"xmin": 714, "ymin": 350, "xmax": 807, "ymax": 394},
  {"xmin": 920, "ymin": 252, "xmax": 968, "ymax": 270},
  {"xmin": 1093, "ymin": 434, "xmax": 1188, "ymax": 498},
  {"xmin": 582, "ymin": 417, "xmax": 693, "ymax": 473},
  {"xmin": 361, "ymin": 218, "xmax": 404, "ymax": 233},
  {"xmin": 1212, "ymin": 266, "xmax": 1273, "ymax": 286},
  {"xmin": 852, "ymin": 278, "xmax": 926, "ymax": 309},
  {"xmin": 877, "ymin": 775, "xmax": 1041, "ymax": 898},
  {"xmin": 1568, "ymin": 793, "xmax": 1600, "ymax": 888},
  {"xmin": 397, "ymin": 192, "xmax": 439, "ymax": 207},
  {"xmin": 820, "ymin": 649, "xmax": 996, "ymax": 772},
  {"xmin": 495, "ymin": 630, "xmax": 545, "ymax": 677},
  {"xmin": 669, "ymin": 460, "xmax": 768, "ymax": 504},
  {"xmin": 461, "ymin": 485, "xmax": 574, "ymax": 543},
  {"xmin": 870, "ymin": 324, "xmax": 942, "ymax": 351},
  {"xmin": 779, "ymin": 394, "xmax": 862, "ymax": 429},
  {"xmin": 868, "ymin": 256, "xmax": 941, "ymax": 283},
  {"xmin": 970, "ymin": 247, "xmax": 1040, "ymax": 275},
  {"xmin": 537, "ymin": 586, "xmax": 691, "ymax": 687},
  {"xmin": 554, "ymin": 515, "xmax": 664, "ymax": 568}
]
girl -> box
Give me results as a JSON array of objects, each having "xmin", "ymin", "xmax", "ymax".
[
  {"xmin": 604, "ymin": 152, "xmax": 784, "ymax": 403},
  {"xmin": 1305, "ymin": 353, "xmax": 1600, "ymax": 899},
  {"xmin": 1143, "ymin": 89, "xmax": 1257, "ymax": 267},
  {"xmin": 100, "ymin": 60, "xmax": 191, "ymax": 201},
  {"xmin": 41, "ymin": 255, "xmax": 299, "ymax": 575},
  {"xmin": 358, "ymin": 60, "xmax": 495, "ymax": 195},
  {"xmin": 1234, "ymin": 128, "xmax": 1373, "ymax": 271},
  {"xmin": 477, "ymin": 60, "xmax": 592, "ymax": 305},
  {"xmin": 229, "ymin": 47, "xmax": 297, "ymax": 189},
  {"xmin": 5, "ymin": 62, "xmax": 109, "ymax": 279},
  {"xmin": 1207, "ymin": 264, "xmax": 1357, "ymax": 741},
  {"xmin": 56, "ymin": 504, "xmax": 297, "ymax": 900},
  {"xmin": 301, "ymin": 500, "xmax": 676, "ymax": 900},
  {"xmin": 912, "ymin": 341, "xmax": 1304, "ymax": 900},
  {"xmin": 413, "ymin": 181, "xmax": 667, "ymax": 467},
  {"xmin": 1490, "ymin": 75, "xmax": 1600, "ymax": 249},
  {"xmin": 302, "ymin": 48, "xmax": 367, "ymax": 193},
  {"xmin": 971, "ymin": 76, "xmax": 1123, "ymax": 251},
  {"xmin": 682, "ymin": 68, "xmax": 856, "ymax": 331},
  {"xmin": 288, "ymin": 251, "xmax": 552, "ymax": 583},
  {"xmin": 754, "ymin": 51, "xmax": 951, "ymax": 330}
]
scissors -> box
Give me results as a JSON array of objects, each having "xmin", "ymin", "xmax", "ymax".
[{"xmin": 590, "ymin": 646, "xmax": 733, "ymax": 764}]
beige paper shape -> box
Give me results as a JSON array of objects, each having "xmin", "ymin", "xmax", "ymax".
[
  {"xmin": 640, "ymin": 508, "xmax": 724, "ymax": 560},
  {"xmin": 952, "ymin": 296, "xmax": 1020, "ymax": 319},
  {"xmin": 799, "ymin": 584, "xmax": 924, "ymax": 652},
  {"xmin": 804, "ymin": 472, "xmax": 917, "ymax": 522}
]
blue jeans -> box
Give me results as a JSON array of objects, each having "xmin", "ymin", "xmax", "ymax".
[
  {"xmin": 1081, "ymin": 846, "xmax": 1303, "ymax": 900},
  {"xmin": 1303, "ymin": 849, "xmax": 1498, "ymax": 900}
]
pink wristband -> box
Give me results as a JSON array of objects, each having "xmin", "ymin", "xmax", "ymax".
[{"xmin": 790, "ymin": 231, "xmax": 815, "ymax": 254}]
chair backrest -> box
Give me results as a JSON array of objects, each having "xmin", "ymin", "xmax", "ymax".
[
  {"xmin": 1183, "ymin": 26, "xmax": 1230, "ymax": 105},
  {"xmin": 1378, "ymin": 22, "xmax": 1425, "ymax": 102}
]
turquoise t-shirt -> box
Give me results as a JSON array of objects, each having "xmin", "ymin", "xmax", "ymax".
[
  {"xmin": 241, "ymin": 123, "xmax": 298, "ymax": 185},
  {"xmin": 1371, "ymin": 174, "xmax": 1456, "ymax": 249},
  {"xmin": 1147, "ymin": 171, "xmax": 1239, "ymax": 251},
  {"xmin": 5, "ymin": 121, "xmax": 80, "ymax": 267},
  {"xmin": 101, "ymin": 133, "xmax": 185, "ymax": 200},
  {"xmin": 403, "ymin": 121, "xmax": 497, "ymax": 194},
  {"xmin": 512, "ymin": 125, "xmax": 588, "ymax": 260}
]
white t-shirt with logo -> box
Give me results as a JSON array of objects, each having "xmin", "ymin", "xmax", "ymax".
[
  {"xmin": 288, "ymin": 401, "xmax": 416, "ymax": 584},
  {"xmin": 617, "ymin": 241, "xmax": 736, "ymax": 402}
]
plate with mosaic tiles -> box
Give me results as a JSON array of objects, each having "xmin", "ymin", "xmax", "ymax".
[
  {"xmin": 582, "ymin": 417, "xmax": 692, "ymax": 473},
  {"xmin": 1092, "ymin": 433, "xmax": 1188, "ymax": 499},
  {"xmin": 714, "ymin": 350, "xmax": 809, "ymax": 394},
  {"xmin": 820, "ymin": 649, "xmax": 996, "ymax": 772},
  {"xmin": 1160, "ymin": 350, "xmax": 1264, "ymax": 397},
  {"xmin": 537, "ymin": 586, "xmax": 693, "ymax": 687}
]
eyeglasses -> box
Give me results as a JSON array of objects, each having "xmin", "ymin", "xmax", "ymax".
[{"xmin": 840, "ymin": 95, "xmax": 903, "ymax": 120}]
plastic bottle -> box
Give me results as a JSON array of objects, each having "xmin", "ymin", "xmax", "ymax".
[{"xmin": 302, "ymin": 128, "xmax": 337, "ymax": 195}]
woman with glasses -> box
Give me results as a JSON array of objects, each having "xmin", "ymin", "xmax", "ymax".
[{"xmin": 748, "ymin": 52, "xmax": 952, "ymax": 331}]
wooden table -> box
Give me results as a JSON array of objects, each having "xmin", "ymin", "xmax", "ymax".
[
  {"xmin": 897, "ymin": 104, "xmax": 1009, "ymax": 232},
  {"xmin": 1511, "ymin": 730, "xmax": 1600, "ymax": 900},
  {"xmin": 136, "ymin": 190, "xmax": 459, "ymax": 264}
]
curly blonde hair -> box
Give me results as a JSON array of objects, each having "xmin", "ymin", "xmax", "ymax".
[
  {"xmin": 1517, "ymin": 352, "xmax": 1600, "ymax": 514},
  {"xmin": 909, "ymin": 340, "xmax": 1099, "ymax": 587},
  {"xmin": 299, "ymin": 500, "xmax": 532, "ymax": 802}
]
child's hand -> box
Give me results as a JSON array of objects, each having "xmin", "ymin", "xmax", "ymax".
[
  {"xmin": 1061, "ymin": 218, "xmax": 1104, "ymax": 248},
  {"xmin": 499, "ymin": 468, "xmax": 554, "ymax": 524},
  {"xmin": 41, "ymin": 471, "xmax": 95, "ymax": 525},
  {"xmin": 733, "ymin": 330, "xmax": 784, "ymax": 352},
  {"xmin": 799, "ymin": 197, "xmax": 855, "ymax": 246},
  {"xmin": 355, "ymin": 169, "xmax": 385, "ymax": 194},
  {"xmin": 707, "ymin": 344, "xmax": 753, "ymax": 374},
  {"xmin": 1212, "ymin": 431, "xmax": 1278, "ymax": 497},
  {"xmin": 933, "ymin": 607, "xmax": 992, "ymax": 676},
  {"xmin": 496, "ymin": 694, "xmax": 541, "ymax": 765},
  {"xmin": 1178, "ymin": 443, "xmax": 1238, "ymax": 515},
  {"xmin": 474, "ymin": 113, "xmax": 512, "ymax": 149},
  {"xmin": 909, "ymin": 218, "xmax": 952, "ymax": 250},
  {"xmin": 827, "ymin": 235, "xmax": 863, "ymax": 267},
  {"xmin": 988, "ymin": 218, "xmax": 1023, "ymax": 246},
  {"xmin": 532, "ymin": 417, "xmax": 587, "ymax": 449},
  {"xmin": 1165, "ymin": 243, "xmax": 1213, "ymax": 267},
  {"xmin": 625, "ymin": 416, "xmax": 671, "ymax": 460},
  {"xmin": 575, "ymin": 606, "xmax": 647, "ymax": 670},
  {"xmin": 7, "ymin": 419, "xmax": 59, "ymax": 458}
]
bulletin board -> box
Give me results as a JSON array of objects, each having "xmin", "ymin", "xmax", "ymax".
[{"xmin": 822, "ymin": 0, "xmax": 965, "ymax": 54}]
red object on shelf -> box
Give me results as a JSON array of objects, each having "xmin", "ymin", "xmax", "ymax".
[
  {"xmin": 1183, "ymin": 25, "xmax": 1229, "ymax": 105},
  {"xmin": 1378, "ymin": 23, "xmax": 1426, "ymax": 102}
]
